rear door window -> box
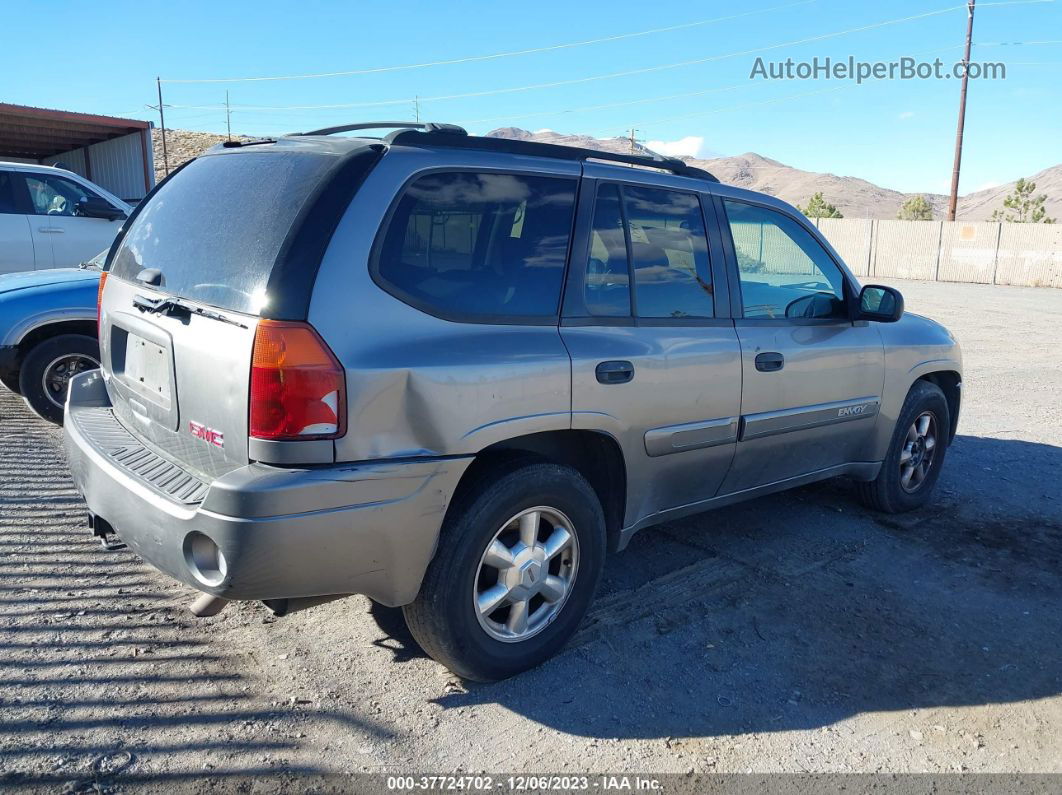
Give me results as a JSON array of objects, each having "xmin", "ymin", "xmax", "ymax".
[
  {"xmin": 375, "ymin": 171, "xmax": 577, "ymax": 320},
  {"xmin": 110, "ymin": 151, "xmax": 337, "ymax": 315},
  {"xmin": 579, "ymin": 183, "xmax": 715, "ymax": 320},
  {"xmin": 624, "ymin": 186, "xmax": 714, "ymax": 319}
]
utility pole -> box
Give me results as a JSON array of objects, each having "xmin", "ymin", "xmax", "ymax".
[
  {"xmin": 225, "ymin": 90, "xmax": 232, "ymax": 141},
  {"xmin": 414, "ymin": 96, "xmax": 420, "ymax": 123},
  {"xmin": 628, "ymin": 127, "xmax": 639, "ymax": 154},
  {"xmin": 147, "ymin": 77, "xmax": 170, "ymax": 176},
  {"xmin": 947, "ymin": 0, "xmax": 975, "ymax": 221},
  {"xmin": 156, "ymin": 77, "xmax": 169, "ymax": 175}
]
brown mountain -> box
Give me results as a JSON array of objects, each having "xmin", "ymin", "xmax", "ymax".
[
  {"xmin": 151, "ymin": 127, "xmax": 1059, "ymax": 222},
  {"xmin": 488, "ymin": 127, "xmax": 1061, "ymax": 222}
]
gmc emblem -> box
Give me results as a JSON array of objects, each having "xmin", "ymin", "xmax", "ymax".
[{"xmin": 189, "ymin": 421, "xmax": 224, "ymax": 449}]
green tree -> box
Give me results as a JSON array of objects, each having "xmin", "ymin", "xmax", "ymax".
[
  {"xmin": 897, "ymin": 195, "xmax": 934, "ymax": 220},
  {"xmin": 797, "ymin": 192, "xmax": 843, "ymax": 219},
  {"xmin": 990, "ymin": 178, "xmax": 1056, "ymax": 223}
]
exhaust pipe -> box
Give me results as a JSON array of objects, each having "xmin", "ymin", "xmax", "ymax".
[
  {"xmin": 189, "ymin": 593, "xmax": 229, "ymax": 617},
  {"xmin": 262, "ymin": 594, "xmax": 348, "ymax": 617}
]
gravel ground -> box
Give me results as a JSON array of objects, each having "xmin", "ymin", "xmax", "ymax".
[{"xmin": 0, "ymin": 279, "xmax": 1060, "ymax": 790}]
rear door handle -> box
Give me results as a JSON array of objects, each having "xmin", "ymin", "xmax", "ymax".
[
  {"xmin": 596, "ymin": 360, "xmax": 634, "ymax": 384},
  {"xmin": 755, "ymin": 352, "xmax": 784, "ymax": 372},
  {"xmin": 38, "ymin": 227, "xmax": 64, "ymax": 233}
]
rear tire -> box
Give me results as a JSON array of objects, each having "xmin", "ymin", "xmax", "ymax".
[
  {"xmin": 858, "ymin": 380, "xmax": 950, "ymax": 513},
  {"xmin": 403, "ymin": 461, "xmax": 606, "ymax": 682},
  {"xmin": 18, "ymin": 334, "xmax": 99, "ymax": 425}
]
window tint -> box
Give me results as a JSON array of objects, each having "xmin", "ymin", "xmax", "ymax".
[
  {"xmin": 584, "ymin": 184, "xmax": 630, "ymax": 317},
  {"xmin": 581, "ymin": 184, "xmax": 714, "ymax": 319},
  {"xmin": 723, "ymin": 200, "xmax": 847, "ymax": 320},
  {"xmin": 0, "ymin": 171, "xmax": 22, "ymax": 214},
  {"xmin": 624, "ymin": 186, "xmax": 713, "ymax": 318},
  {"xmin": 112, "ymin": 152, "xmax": 336, "ymax": 315},
  {"xmin": 25, "ymin": 173, "xmax": 102, "ymax": 216},
  {"xmin": 377, "ymin": 172, "xmax": 576, "ymax": 319}
]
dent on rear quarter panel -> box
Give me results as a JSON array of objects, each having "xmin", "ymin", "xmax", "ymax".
[
  {"xmin": 306, "ymin": 147, "xmax": 579, "ymax": 464},
  {"xmin": 872, "ymin": 312, "xmax": 963, "ymax": 460}
]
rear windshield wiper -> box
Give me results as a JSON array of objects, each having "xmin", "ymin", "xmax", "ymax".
[{"xmin": 132, "ymin": 294, "xmax": 248, "ymax": 329}]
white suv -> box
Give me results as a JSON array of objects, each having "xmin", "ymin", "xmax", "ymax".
[{"xmin": 0, "ymin": 162, "xmax": 130, "ymax": 274}]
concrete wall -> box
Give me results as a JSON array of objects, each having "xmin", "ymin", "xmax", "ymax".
[{"xmin": 813, "ymin": 218, "xmax": 1061, "ymax": 288}]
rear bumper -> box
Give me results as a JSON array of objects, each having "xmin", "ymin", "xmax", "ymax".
[{"xmin": 63, "ymin": 371, "xmax": 471, "ymax": 606}]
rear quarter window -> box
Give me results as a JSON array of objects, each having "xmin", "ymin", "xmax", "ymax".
[
  {"xmin": 110, "ymin": 151, "xmax": 336, "ymax": 315},
  {"xmin": 374, "ymin": 171, "xmax": 577, "ymax": 321}
]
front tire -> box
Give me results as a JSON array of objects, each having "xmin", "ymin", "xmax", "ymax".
[
  {"xmin": 18, "ymin": 334, "xmax": 100, "ymax": 424},
  {"xmin": 858, "ymin": 380, "xmax": 950, "ymax": 513},
  {"xmin": 403, "ymin": 461, "xmax": 606, "ymax": 682}
]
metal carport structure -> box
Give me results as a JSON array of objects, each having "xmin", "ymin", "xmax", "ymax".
[{"xmin": 0, "ymin": 103, "xmax": 154, "ymax": 202}]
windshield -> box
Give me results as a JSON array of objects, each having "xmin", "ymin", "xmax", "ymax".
[{"xmin": 109, "ymin": 151, "xmax": 336, "ymax": 315}]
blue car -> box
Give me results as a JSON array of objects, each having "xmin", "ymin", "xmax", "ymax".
[{"xmin": 0, "ymin": 251, "xmax": 104, "ymax": 423}]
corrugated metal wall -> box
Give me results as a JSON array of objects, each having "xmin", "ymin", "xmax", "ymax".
[
  {"xmin": 870, "ymin": 220, "xmax": 941, "ymax": 281},
  {"xmin": 938, "ymin": 222, "xmax": 998, "ymax": 283},
  {"xmin": 814, "ymin": 219, "xmax": 1061, "ymax": 289},
  {"xmin": 43, "ymin": 147, "xmax": 86, "ymax": 175},
  {"xmin": 42, "ymin": 130, "xmax": 152, "ymax": 202},
  {"xmin": 995, "ymin": 223, "xmax": 1062, "ymax": 288},
  {"xmin": 816, "ymin": 218, "xmax": 873, "ymax": 276}
]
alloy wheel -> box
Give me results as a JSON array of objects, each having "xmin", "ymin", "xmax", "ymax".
[
  {"xmin": 473, "ymin": 506, "xmax": 579, "ymax": 643},
  {"xmin": 42, "ymin": 353, "xmax": 99, "ymax": 409},
  {"xmin": 899, "ymin": 410, "xmax": 938, "ymax": 493}
]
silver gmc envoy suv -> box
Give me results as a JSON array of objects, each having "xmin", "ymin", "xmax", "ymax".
[{"xmin": 64, "ymin": 122, "xmax": 962, "ymax": 681}]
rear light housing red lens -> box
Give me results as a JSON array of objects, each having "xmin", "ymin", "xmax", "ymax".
[
  {"xmin": 249, "ymin": 320, "xmax": 346, "ymax": 441},
  {"xmin": 96, "ymin": 271, "xmax": 108, "ymax": 328}
]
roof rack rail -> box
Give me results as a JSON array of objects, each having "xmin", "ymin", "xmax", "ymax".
[
  {"xmin": 385, "ymin": 128, "xmax": 719, "ymax": 183},
  {"xmin": 290, "ymin": 121, "xmax": 468, "ymax": 137}
]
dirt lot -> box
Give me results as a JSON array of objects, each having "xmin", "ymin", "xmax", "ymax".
[{"xmin": 1, "ymin": 279, "xmax": 1060, "ymax": 789}]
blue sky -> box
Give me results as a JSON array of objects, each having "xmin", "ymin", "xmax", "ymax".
[{"xmin": 3, "ymin": 0, "xmax": 1059, "ymax": 193}]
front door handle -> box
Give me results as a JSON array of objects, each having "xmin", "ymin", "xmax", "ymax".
[
  {"xmin": 755, "ymin": 352, "xmax": 784, "ymax": 372},
  {"xmin": 596, "ymin": 360, "xmax": 634, "ymax": 384},
  {"xmin": 38, "ymin": 227, "xmax": 64, "ymax": 233}
]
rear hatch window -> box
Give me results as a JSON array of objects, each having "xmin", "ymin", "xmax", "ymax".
[
  {"xmin": 100, "ymin": 146, "xmax": 358, "ymax": 478},
  {"xmin": 110, "ymin": 150, "xmax": 336, "ymax": 315}
]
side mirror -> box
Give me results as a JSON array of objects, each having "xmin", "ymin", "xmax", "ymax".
[
  {"xmin": 856, "ymin": 284, "xmax": 904, "ymax": 323},
  {"xmin": 75, "ymin": 197, "xmax": 127, "ymax": 222}
]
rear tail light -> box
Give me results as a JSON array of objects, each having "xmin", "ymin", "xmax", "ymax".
[
  {"xmin": 96, "ymin": 271, "xmax": 108, "ymax": 328},
  {"xmin": 249, "ymin": 320, "xmax": 346, "ymax": 441}
]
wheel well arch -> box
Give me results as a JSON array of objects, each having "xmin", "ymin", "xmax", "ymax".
[
  {"xmin": 4, "ymin": 320, "xmax": 97, "ymax": 377},
  {"xmin": 915, "ymin": 370, "xmax": 961, "ymax": 442},
  {"xmin": 451, "ymin": 430, "xmax": 628, "ymax": 553},
  {"xmin": 17, "ymin": 320, "xmax": 98, "ymax": 356}
]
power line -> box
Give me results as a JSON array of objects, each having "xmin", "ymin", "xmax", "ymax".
[
  {"xmin": 159, "ymin": 3, "xmax": 1011, "ymax": 116},
  {"xmin": 158, "ymin": 0, "xmax": 816, "ymax": 83},
  {"xmin": 454, "ymin": 42, "xmax": 964, "ymax": 127}
]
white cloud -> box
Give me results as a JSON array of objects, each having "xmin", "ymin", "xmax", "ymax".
[
  {"xmin": 898, "ymin": 111, "xmax": 915, "ymax": 120},
  {"xmin": 646, "ymin": 135, "xmax": 705, "ymax": 158},
  {"xmin": 533, "ymin": 128, "xmax": 555, "ymax": 134}
]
